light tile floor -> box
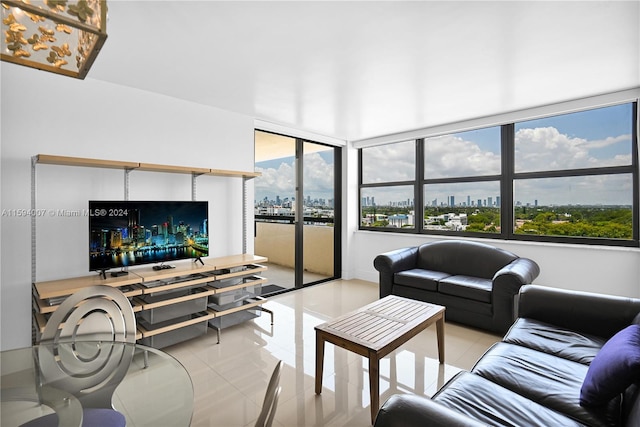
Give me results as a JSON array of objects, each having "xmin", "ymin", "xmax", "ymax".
[{"xmin": 163, "ymin": 279, "xmax": 501, "ymax": 427}]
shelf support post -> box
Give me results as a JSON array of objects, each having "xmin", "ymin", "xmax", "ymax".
[
  {"xmin": 243, "ymin": 177, "xmax": 249, "ymax": 254},
  {"xmin": 124, "ymin": 168, "xmax": 133, "ymax": 201},
  {"xmin": 31, "ymin": 156, "xmax": 38, "ymax": 284},
  {"xmin": 191, "ymin": 173, "xmax": 204, "ymax": 201}
]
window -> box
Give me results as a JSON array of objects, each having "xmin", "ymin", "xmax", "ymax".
[
  {"xmin": 423, "ymin": 127, "xmax": 502, "ymax": 235},
  {"xmin": 514, "ymin": 175, "xmax": 634, "ymax": 239},
  {"xmin": 515, "ymin": 104, "xmax": 633, "ymax": 173},
  {"xmin": 358, "ymin": 102, "xmax": 639, "ymax": 246},
  {"xmin": 362, "ymin": 140, "xmax": 415, "ymax": 183},
  {"xmin": 360, "ymin": 141, "xmax": 416, "ymax": 230},
  {"xmin": 424, "ymin": 181, "xmax": 501, "ymax": 233},
  {"xmin": 513, "ymin": 104, "xmax": 636, "ymax": 243}
]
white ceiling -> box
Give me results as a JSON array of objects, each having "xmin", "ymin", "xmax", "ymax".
[{"xmin": 89, "ymin": 1, "xmax": 640, "ymax": 142}]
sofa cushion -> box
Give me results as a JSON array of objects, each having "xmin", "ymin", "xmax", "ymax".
[
  {"xmin": 438, "ymin": 275, "xmax": 492, "ymax": 303},
  {"xmin": 580, "ymin": 325, "xmax": 640, "ymax": 407},
  {"xmin": 473, "ymin": 342, "xmax": 620, "ymax": 427},
  {"xmin": 504, "ymin": 318, "xmax": 607, "ymax": 364},
  {"xmin": 433, "ymin": 371, "xmax": 585, "ymax": 427},
  {"xmin": 417, "ymin": 240, "xmax": 517, "ymax": 279},
  {"xmin": 394, "ymin": 269, "xmax": 449, "ymax": 291}
]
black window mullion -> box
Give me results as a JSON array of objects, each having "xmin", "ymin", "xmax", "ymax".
[
  {"xmin": 358, "ymin": 147, "xmax": 363, "ymax": 224},
  {"xmin": 416, "ymin": 139, "xmax": 425, "ymax": 233},
  {"xmin": 632, "ymin": 102, "xmax": 639, "ymax": 242},
  {"xmin": 502, "ymin": 124, "xmax": 515, "ymax": 240}
]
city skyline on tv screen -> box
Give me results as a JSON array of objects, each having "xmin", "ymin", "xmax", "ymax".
[{"xmin": 89, "ymin": 200, "xmax": 209, "ymax": 271}]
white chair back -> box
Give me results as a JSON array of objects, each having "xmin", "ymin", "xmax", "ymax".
[
  {"xmin": 41, "ymin": 285, "xmax": 136, "ymax": 344},
  {"xmin": 255, "ymin": 360, "xmax": 283, "ymax": 427},
  {"xmin": 37, "ymin": 285, "xmax": 136, "ymax": 408}
]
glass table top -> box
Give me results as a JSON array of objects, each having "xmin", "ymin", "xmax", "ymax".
[{"xmin": 1, "ymin": 341, "xmax": 193, "ymax": 427}]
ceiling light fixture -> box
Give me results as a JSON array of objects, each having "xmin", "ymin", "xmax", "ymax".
[{"xmin": 1, "ymin": 0, "xmax": 107, "ymax": 79}]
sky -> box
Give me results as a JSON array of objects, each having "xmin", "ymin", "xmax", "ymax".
[
  {"xmin": 362, "ymin": 103, "xmax": 634, "ymax": 206},
  {"xmin": 255, "ymin": 151, "xmax": 335, "ymax": 203},
  {"xmin": 255, "ymin": 103, "xmax": 634, "ymax": 207}
]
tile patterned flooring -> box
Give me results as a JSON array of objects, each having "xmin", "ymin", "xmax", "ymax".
[{"xmin": 163, "ymin": 279, "xmax": 501, "ymax": 426}]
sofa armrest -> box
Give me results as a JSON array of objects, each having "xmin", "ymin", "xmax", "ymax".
[
  {"xmin": 517, "ymin": 284, "xmax": 640, "ymax": 339},
  {"xmin": 494, "ymin": 257, "xmax": 540, "ymax": 286},
  {"xmin": 373, "ymin": 247, "xmax": 419, "ymax": 298},
  {"xmin": 374, "ymin": 394, "xmax": 486, "ymax": 427},
  {"xmin": 491, "ymin": 258, "xmax": 541, "ymax": 333}
]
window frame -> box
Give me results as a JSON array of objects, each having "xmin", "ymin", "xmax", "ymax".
[
  {"xmin": 357, "ymin": 102, "xmax": 639, "ymax": 247},
  {"xmin": 359, "ymin": 140, "xmax": 419, "ymax": 233}
]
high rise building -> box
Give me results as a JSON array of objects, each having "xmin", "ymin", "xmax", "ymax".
[{"xmin": 167, "ymin": 215, "xmax": 174, "ymax": 234}]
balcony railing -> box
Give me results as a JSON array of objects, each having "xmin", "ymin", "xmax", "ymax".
[{"xmin": 254, "ymin": 216, "xmax": 334, "ymax": 277}]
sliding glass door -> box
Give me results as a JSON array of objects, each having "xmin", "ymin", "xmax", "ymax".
[{"xmin": 254, "ymin": 130, "xmax": 340, "ymax": 292}]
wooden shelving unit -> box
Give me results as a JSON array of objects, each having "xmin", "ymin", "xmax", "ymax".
[
  {"xmin": 31, "ymin": 154, "xmax": 268, "ymax": 347},
  {"xmin": 33, "ymin": 255, "xmax": 269, "ymax": 347}
]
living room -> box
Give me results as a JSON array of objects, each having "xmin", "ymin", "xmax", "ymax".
[{"xmin": 1, "ymin": 1, "xmax": 639, "ymax": 426}]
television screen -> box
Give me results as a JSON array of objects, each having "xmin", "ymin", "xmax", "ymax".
[{"xmin": 89, "ymin": 200, "xmax": 209, "ymax": 271}]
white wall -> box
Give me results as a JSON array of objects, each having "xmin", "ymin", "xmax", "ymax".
[{"xmin": 1, "ymin": 65, "xmax": 256, "ymax": 350}]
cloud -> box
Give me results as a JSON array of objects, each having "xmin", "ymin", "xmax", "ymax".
[
  {"xmin": 425, "ymin": 134, "xmax": 500, "ymax": 178},
  {"xmin": 515, "ymin": 127, "xmax": 630, "ymax": 170},
  {"xmin": 587, "ymin": 134, "xmax": 631, "ymax": 149},
  {"xmin": 362, "ymin": 140, "xmax": 415, "ymax": 182},
  {"xmin": 255, "ymin": 152, "xmax": 334, "ymax": 201},
  {"xmin": 255, "ymin": 161, "xmax": 295, "ymax": 201}
]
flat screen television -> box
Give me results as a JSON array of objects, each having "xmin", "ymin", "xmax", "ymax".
[{"xmin": 89, "ymin": 200, "xmax": 209, "ymax": 272}]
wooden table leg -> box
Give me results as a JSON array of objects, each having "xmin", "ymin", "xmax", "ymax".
[
  {"xmin": 369, "ymin": 351, "xmax": 380, "ymax": 424},
  {"xmin": 436, "ymin": 314, "xmax": 445, "ymax": 364},
  {"xmin": 315, "ymin": 330, "xmax": 325, "ymax": 394}
]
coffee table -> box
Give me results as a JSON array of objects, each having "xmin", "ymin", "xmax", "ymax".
[{"xmin": 314, "ymin": 295, "xmax": 445, "ymax": 423}]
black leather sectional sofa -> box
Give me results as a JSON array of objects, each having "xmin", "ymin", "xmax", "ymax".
[
  {"xmin": 374, "ymin": 285, "xmax": 640, "ymax": 427},
  {"xmin": 373, "ymin": 240, "xmax": 540, "ymax": 334}
]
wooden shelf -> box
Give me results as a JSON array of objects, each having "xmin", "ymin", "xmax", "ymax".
[
  {"xmin": 138, "ymin": 312, "xmax": 216, "ymax": 338},
  {"xmin": 134, "ymin": 288, "xmax": 216, "ymax": 311},
  {"xmin": 137, "ymin": 162, "xmax": 211, "ymax": 175},
  {"xmin": 208, "ymin": 169, "xmax": 261, "ymax": 178},
  {"xmin": 207, "ymin": 276, "xmax": 267, "ymax": 294},
  {"xmin": 133, "ymin": 261, "xmax": 217, "ymax": 282},
  {"xmin": 204, "ymin": 254, "xmax": 268, "ymax": 270},
  {"xmin": 35, "ymin": 154, "xmax": 139, "ymax": 170},
  {"xmin": 207, "ymin": 297, "xmax": 267, "ymax": 317},
  {"xmin": 34, "ymin": 154, "xmax": 261, "ymax": 178},
  {"xmin": 34, "ymin": 273, "xmax": 144, "ymax": 301}
]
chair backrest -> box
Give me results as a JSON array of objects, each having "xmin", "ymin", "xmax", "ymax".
[
  {"xmin": 255, "ymin": 360, "xmax": 283, "ymax": 427},
  {"xmin": 41, "ymin": 285, "xmax": 136, "ymax": 344},
  {"xmin": 37, "ymin": 285, "xmax": 137, "ymax": 408}
]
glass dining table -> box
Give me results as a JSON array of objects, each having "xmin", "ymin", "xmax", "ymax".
[{"xmin": 1, "ymin": 341, "xmax": 193, "ymax": 427}]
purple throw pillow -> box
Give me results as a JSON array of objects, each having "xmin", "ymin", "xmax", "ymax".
[{"xmin": 580, "ymin": 324, "xmax": 640, "ymax": 407}]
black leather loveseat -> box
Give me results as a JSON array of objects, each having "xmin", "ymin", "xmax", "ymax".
[
  {"xmin": 373, "ymin": 240, "xmax": 540, "ymax": 334},
  {"xmin": 374, "ymin": 285, "xmax": 640, "ymax": 427}
]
